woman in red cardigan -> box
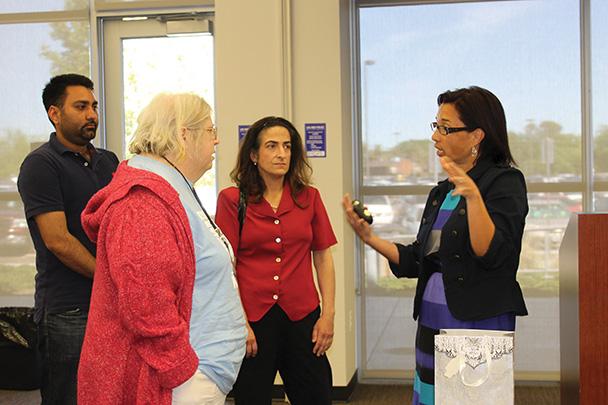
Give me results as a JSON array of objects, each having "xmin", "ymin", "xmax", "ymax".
[
  {"xmin": 215, "ymin": 116, "xmax": 337, "ymax": 405},
  {"xmin": 78, "ymin": 93, "xmax": 246, "ymax": 405}
]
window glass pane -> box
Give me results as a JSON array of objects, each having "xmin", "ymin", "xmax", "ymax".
[
  {"xmin": 521, "ymin": 193, "xmax": 577, "ymax": 291},
  {"xmin": 594, "ymin": 192, "xmax": 608, "ymax": 212},
  {"xmin": 121, "ymin": 35, "xmax": 217, "ymax": 212},
  {"xmin": 592, "ymin": 0, "xmax": 608, "ymax": 185},
  {"xmin": 0, "ymin": 0, "xmax": 87, "ymax": 13},
  {"xmin": 0, "ymin": 21, "xmax": 90, "ymax": 306},
  {"xmin": 0, "ymin": 22, "xmax": 90, "ymax": 143},
  {"xmin": 363, "ymin": 194, "xmax": 425, "ymax": 371},
  {"xmin": 516, "ymin": 192, "xmax": 578, "ymax": 373},
  {"xmin": 360, "ymin": 0, "xmax": 580, "ymax": 186},
  {"xmin": 0, "ymin": 198, "xmax": 35, "ymax": 303},
  {"xmin": 359, "ymin": 0, "xmax": 578, "ymax": 377}
]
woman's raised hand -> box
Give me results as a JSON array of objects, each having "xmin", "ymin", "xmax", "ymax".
[{"xmin": 440, "ymin": 156, "xmax": 481, "ymax": 200}]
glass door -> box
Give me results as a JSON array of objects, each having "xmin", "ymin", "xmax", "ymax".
[{"xmin": 101, "ymin": 15, "xmax": 218, "ymax": 211}]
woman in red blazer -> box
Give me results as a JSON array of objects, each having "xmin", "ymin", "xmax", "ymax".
[{"xmin": 216, "ymin": 116, "xmax": 337, "ymax": 405}]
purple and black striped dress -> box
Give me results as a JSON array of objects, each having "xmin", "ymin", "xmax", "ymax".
[{"xmin": 412, "ymin": 190, "xmax": 515, "ymax": 405}]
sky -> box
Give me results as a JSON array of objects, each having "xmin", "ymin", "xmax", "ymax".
[
  {"xmin": 0, "ymin": 0, "xmax": 85, "ymax": 138},
  {"xmin": 0, "ymin": 22, "xmax": 63, "ymax": 139},
  {"xmin": 360, "ymin": 0, "xmax": 608, "ymax": 147}
]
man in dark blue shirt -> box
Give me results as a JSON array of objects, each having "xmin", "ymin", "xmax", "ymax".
[{"xmin": 17, "ymin": 74, "xmax": 119, "ymax": 405}]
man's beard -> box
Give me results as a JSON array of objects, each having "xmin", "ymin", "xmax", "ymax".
[{"xmin": 63, "ymin": 122, "xmax": 97, "ymax": 146}]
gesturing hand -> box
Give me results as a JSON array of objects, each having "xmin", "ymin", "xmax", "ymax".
[{"xmin": 440, "ymin": 157, "xmax": 480, "ymax": 200}]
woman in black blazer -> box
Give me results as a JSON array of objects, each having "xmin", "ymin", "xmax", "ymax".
[{"xmin": 343, "ymin": 86, "xmax": 528, "ymax": 405}]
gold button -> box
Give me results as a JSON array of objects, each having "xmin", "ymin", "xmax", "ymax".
[
  {"xmin": 272, "ymin": 294, "xmax": 278, "ymax": 300},
  {"xmin": 275, "ymin": 257, "xmax": 281, "ymax": 263},
  {"xmin": 275, "ymin": 237, "xmax": 281, "ymax": 243},
  {"xmin": 274, "ymin": 219, "xmax": 280, "ymax": 224},
  {"xmin": 273, "ymin": 275, "xmax": 279, "ymax": 281}
]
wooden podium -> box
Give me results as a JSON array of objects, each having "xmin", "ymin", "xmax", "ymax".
[{"xmin": 559, "ymin": 213, "xmax": 608, "ymax": 404}]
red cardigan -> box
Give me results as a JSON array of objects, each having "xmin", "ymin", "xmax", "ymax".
[
  {"xmin": 215, "ymin": 184, "xmax": 337, "ymax": 322},
  {"xmin": 78, "ymin": 162, "xmax": 198, "ymax": 405}
]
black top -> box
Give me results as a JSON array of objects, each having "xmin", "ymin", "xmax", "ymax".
[
  {"xmin": 17, "ymin": 133, "xmax": 119, "ymax": 322},
  {"xmin": 389, "ymin": 158, "xmax": 529, "ymax": 321}
]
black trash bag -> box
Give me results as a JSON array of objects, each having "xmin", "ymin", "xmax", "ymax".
[
  {"xmin": 0, "ymin": 307, "xmax": 36, "ymax": 348},
  {"xmin": 0, "ymin": 307, "xmax": 41, "ymax": 390}
]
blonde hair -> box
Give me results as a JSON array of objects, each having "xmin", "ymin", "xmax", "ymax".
[{"xmin": 129, "ymin": 92, "xmax": 212, "ymax": 159}]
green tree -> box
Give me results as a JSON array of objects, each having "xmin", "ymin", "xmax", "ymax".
[
  {"xmin": 391, "ymin": 139, "xmax": 430, "ymax": 175},
  {"xmin": 392, "ymin": 139, "xmax": 429, "ymax": 164},
  {"xmin": 510, "ymin": 120, "xmax": 580, "ymax": 178},
  {"xmin": 40, "ymin": 0, "xmax": 89, "ymax": 76},
  {"xmin": 594, "ymin": 125, "xmax": 608, "ymax": 175}
]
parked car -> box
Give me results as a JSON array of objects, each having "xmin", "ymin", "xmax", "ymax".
[{"xmin": 364, "ymin": 195, "xmax": 394, "ymax": 226}]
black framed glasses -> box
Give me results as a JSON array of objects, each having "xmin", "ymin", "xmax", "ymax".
[{"xmin": 430, "ymin": 122, "xmax": 470, "ymax": 136}]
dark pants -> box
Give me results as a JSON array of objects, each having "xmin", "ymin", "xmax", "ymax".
[
  {"xmin": 38, "ymin": 308, "xmax": 87, "ymax": 405},
  {"xmin": 233, "ymin": 305, "xmax": 332, "ymax": 405}
]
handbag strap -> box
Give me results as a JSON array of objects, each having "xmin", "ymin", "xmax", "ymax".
[{"xmin": 238, "ymin": 189, "xmax": 247, "ymax": 237}]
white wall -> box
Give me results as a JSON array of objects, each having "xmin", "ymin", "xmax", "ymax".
[{"xmin": 215, "ymin": 0, "xmax": 357, "ymax": 387}]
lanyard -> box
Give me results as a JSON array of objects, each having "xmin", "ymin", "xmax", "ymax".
[{"xmin": 161, "ymin": 156, "xmax": 236, "ymax": 269}]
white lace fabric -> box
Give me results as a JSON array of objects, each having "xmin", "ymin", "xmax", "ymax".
[{"xmin": 434, "ymin": 330, "xmax": 515, "ymax": 405}]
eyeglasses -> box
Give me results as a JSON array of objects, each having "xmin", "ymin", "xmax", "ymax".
[
  {"xmin": 430, "ymin": 122, "xmax": 470, "ymax": 136},
  {"xmin": 186, "ymin": 125, "xmax": 218, "ymax": 140},
  {"xmin": 204, "ymin": 126, "xmax": 217, "ymax": 140}
]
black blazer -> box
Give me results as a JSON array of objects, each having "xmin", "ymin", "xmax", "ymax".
[{"xmin": 389, "ymin": 158, "xmax": 529, "ymax": 321}]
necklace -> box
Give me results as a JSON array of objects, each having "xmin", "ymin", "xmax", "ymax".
[{"xmin": 161, "ymin": 156, "xmax": 235, "ymax": 268}]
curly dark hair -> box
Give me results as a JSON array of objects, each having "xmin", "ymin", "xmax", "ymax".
[
  {"xmin": 438, "ymin": 86, "xmax": 515, "ymax": 166},
  {"xmin": 230, "ymin": 116, "xmax": 312, "ymax": 206}
]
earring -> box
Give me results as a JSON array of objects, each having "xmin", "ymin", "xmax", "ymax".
[
  {"xmin": 253, "ymin": 161, "xmax": 257, "ymax": 166},
  {"xmin": 471, "ymin": 146, "xmax": 478, "ymax": 157}
]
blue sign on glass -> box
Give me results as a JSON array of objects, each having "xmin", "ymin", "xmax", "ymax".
[
  {"xmin": 238, "ymin": 125, "xmax": 250, "ymax": 142},
  {"xmin": 304, "ymin": 123, "xmax": 326, "ymax": 158}
]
